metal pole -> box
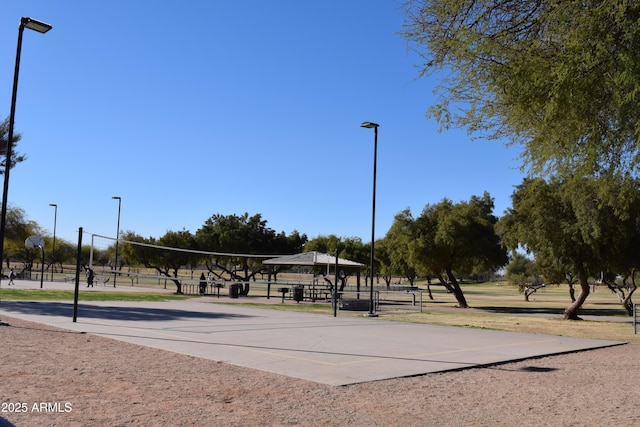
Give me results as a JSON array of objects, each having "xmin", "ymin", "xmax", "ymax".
[
  {"xmin": 112, "ymin": 196, "xmax": 121, "ymax": 287},
  {"xmin": 369, "ymin": 126, "xmax": 378, "ymax": 316},
  {"xmin": 333, "ymin": 249, "xmax": 339, "ymax": 317},
  {"xmin": 360, "ymin": 123, "xmax": 379, "ymax": 317},
  {"xmin": 39, "ymin": 245, "xmax": 44, "ymax": 288},
  {"xmin": 73, "ymin": 227, "xmax": 82, "ymax": 322},
  {"xmin": 0, "ymin": 17, "xmax": 51, "ymax": 286},
  {"xmin": 0, "ymin": 22, "xmax": 26, "ymax": 283},
  {"xmin": 49, "ymin": 203, "xmax": 57, "ymax": 277}
]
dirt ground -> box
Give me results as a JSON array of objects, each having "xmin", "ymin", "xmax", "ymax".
[{"xmin": 1, "ymin": 315, "xmax": 640, "ymax": 427}]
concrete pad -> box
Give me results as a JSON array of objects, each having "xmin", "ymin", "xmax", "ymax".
[{"xmin": 0, "ymin": 298, "xmax": 623, "ymax": 386}]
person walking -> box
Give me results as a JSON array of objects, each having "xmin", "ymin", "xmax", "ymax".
[
  {"xmin": 86, "ymin": 266, "xmax": 95, "ymax": 287},
  {"xmin": 8, "ymin": 268, "xmax": 15, "ymax": 286},
  {"xmin": 199, "ymin": 273, "xmax": 207, "ymax": 295}
]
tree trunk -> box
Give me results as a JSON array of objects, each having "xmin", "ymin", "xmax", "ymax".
[
  {"xmin": 446, "ymin": 267, "xmax": 469, "ymax": 308},
  {"xmin": 426, "ymin": 284, "xmax": 434, "ymax": 300},
  {"xmin": 240, "ymin": 282, "xmax": 250, "ymax": 296},
  {"xmin": 568, "ymin": 283, "xmax": 576, "ymax": 302},
  {"xmin": 563, "ymin": 273, "xmax": 590, "ymax": 320},
  {"xmin": 622, "ymin": 271, "xmax": 637, "ymax": 316},
  {"xmin": 172, "ymin": 279, "xmax": 183, "ymax": 294}
]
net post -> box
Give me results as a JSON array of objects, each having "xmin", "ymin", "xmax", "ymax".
[
  {"xmin": 333, "ymin": 249, "xmax": 339, "ymax": 317},
  {"xmin": 73, "ymin": 227, "xmax": 83, "ymax": 322}
]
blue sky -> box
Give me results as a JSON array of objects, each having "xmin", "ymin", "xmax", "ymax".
[{"xmin": 1, "ymin": 1, "xmax": 524, "ymax": 247}]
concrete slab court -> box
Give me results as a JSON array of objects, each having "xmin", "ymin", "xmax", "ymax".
[{"xmin": 0, "ymin": 299, "xmax": 623, "ymax": 386}]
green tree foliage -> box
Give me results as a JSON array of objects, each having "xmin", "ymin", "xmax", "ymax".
[
  {"xmin": 374, "ymin": 238, "xmax": 394, "ymax": 288},
  {"xmin": 2, "ymin": 205, "xmax": 43, "ymax": 271},
  {"xmin": 50, "ymin": 240, "xmax": 76, "ymax": 269},
  {"xmin": 0, "ymin": 116, "xmax": 26, "ymax": 174},
  {"xmin": 195, "ymin": 213, "xmax": 307, "ymax": 293},
  {"xmin": 381, "ymin": 209, "xmax": 418, "ymax": 287},
  {"xmin": 504, "ymin": 252, "xmax": 538, "ymax": 294},
  {"xmin": 498, "ymin": 176, "xmax": 640, "ymax": 318},
  {"xmin": 401, "ymin": 1, "xmax": 640, "ymax": 177},
  {"xmin": 410, "ymin": 193, "xmax": 507, "ymax": 308},
  {"xmin": 304, "ymin": 235, "xmax": 343, "ymax": 255},
  {"xmin": 120, "ymin": 229, "xmax": 198, "ymax": 294},
  {"xmin": 304, "ymin": 235, "xmax": 367, "ymax": 291}
]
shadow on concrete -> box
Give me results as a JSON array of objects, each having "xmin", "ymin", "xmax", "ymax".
[{"xmin": 0, "ymin": 301, "xmax": 252, "ymax": 322}]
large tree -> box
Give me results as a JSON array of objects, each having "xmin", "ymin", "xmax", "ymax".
[
  {"xmin": 410, "ymin": 193, "xmax": 508, "ymax": 308},
  {"xmin": 2, "ymin": 205, "xmax": 43, "ymax": 271},
  {"xmin": 498, "ymin": 176, "xmax": 640, "ymax": 319},
  {"xmin": 120, "ymin": 230, "xmax": 199, "ymax": 294},
  {"xmin": 382, "ymin": 209, "xmax": 419, "ymax": 287},
  {"xmin": 401, "ymin": 1, "xmax": 640, "ymax": 177},
  {"xmin": 195, "ymin": 213, "xmax": 306, "ymax": 293}
]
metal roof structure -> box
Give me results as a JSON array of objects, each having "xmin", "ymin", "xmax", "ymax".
[{"xmin": 262, "ymin": 251, "xmax": 365, "ymax": 268}]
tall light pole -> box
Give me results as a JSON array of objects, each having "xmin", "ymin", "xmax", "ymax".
[
  {"xmin": 112, "ymin": 196, "xmax": 121, "ymax": 287},
  {"xmin": 0, "ymin": 17, "xmax": 52, "ymax": 283},
  {"xmin": 49, "ymin": 203, "xmax": 57, "ymax": 278},
  {"xmin": 361, "ymin": 121, "xmax": 379, "ymax": 317}
]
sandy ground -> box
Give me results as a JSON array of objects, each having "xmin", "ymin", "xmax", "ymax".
[{"xmin": 1, "ymin": 314, "xmax": 640, "ymax": 427}]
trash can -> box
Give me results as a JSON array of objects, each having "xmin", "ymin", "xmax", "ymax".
[
  {"xmin": 293, "ymin": 285, "xmax": 304, "ymax": 302},
  {"xmin": 229, "ymin": 283, "xmax": 239, "ymax": 299}
]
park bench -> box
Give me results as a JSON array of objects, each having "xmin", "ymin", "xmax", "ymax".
[
  {"xmin": 389, "ymin": 285, "xmax": 419, "ymax": 291},
  {"xmin": 340, "ymin": 298, "xmax": 371, "ymax": 311},
  {"xmin": 211, "ymin": 282, "xmax": 225, "ymax": 297},
  {"xmin": 64, "ymin": 274, "xmax": 75, "ymax": 283},
  {"xmin": 95, "ymin": 275, "xmax": 110, "ymax": 286}
]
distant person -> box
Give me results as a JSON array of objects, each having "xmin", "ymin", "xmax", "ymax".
[
  {"xmin": 86, "ymin": 266, "xmax": 95, "ymax": 287},
  {"xmin": 8, "ymin": 268, "xmax": 15, "ymax": 286},
  {"xmin": 199, "ymin": 273, "xmax": 207, "ymax": 295}
]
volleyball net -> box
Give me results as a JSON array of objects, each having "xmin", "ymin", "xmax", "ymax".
[{"xmin": 88, "ymin": 233, "xmax": 278, "ymax": 288}]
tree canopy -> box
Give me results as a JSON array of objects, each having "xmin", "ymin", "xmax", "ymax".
[
  {"xmin": 497, "ymin": 176, "xmax": 640, "ymax": 318},
  {"xmin": 381, "ymin": 209, "xmax": 418, "ymax": 287},
  {"xmin": 2, "ymin": 205, "xmax": 45, "ymax": 271},
  {"xmin": 194, "ymin": 213, "xmax": 307, "ymax": 289},
  {"xmin": 385, "ymin": 193, "xmax": 507, "ymax": 308},
  {"xmin": 402, "ymin": 0, "xmax": 640, "ymax": 177},
  {"xmin": 119, "ymin": 230, "xmax": 200, "ymax": 294}
]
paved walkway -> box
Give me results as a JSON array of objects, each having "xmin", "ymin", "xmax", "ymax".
[{"xmin": 0, "ymin": 279, "xmax": 625, "ymax": 386}]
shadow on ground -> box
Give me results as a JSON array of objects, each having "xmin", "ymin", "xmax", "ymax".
[
  {"xmin": 479, "ymin": 305, "xmax": 629, "ymax": 318},
  {"xmin": 0, "ymin": 301, "xmax": 253, "ymax": 322}
]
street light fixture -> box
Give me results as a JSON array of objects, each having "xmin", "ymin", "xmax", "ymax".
[
  {"xmin": 360, "ymin": 121, "xmax": 379, "ymax": 317},
  {"xmin": 112, "ymin": 196, "xmax": 121, "ymax": 288},
  {"xmin": 0, "ymin": 17, "xmax": 52, "ymax": 284},
  {"xmin": 49, "ymin": 203, "xmax": 57, "ymax": 279}
]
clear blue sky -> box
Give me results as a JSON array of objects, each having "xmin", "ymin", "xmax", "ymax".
[{"xmin": 1, "ymin": 1, "xmax": 524, "ymax": 247}]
